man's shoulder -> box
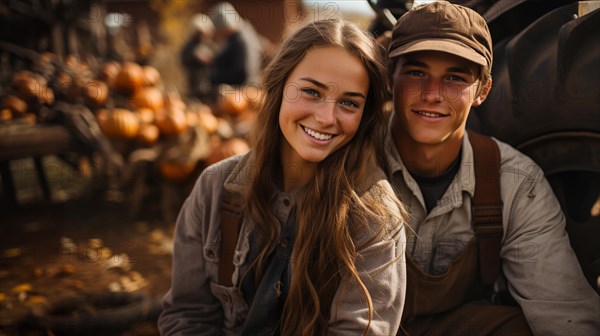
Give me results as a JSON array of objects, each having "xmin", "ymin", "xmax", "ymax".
[
  {"xmin": 489, "ymin": 138, "xmax": 547, "ymax": 200},
  {"xmin": 492, "ymin": 138, "xmax": 542, "ymax": 176}
]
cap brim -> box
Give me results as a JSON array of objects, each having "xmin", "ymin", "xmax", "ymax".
[{"xmin": 389, "ymin": 39, "xmax": 487, "ymax": 67}]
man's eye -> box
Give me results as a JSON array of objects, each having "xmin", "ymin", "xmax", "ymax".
[
  {"xmin": 448, "ymin": 75, "xmax": 467, "ymax": 82},
  {"xmin": 406, "ymin": 70, "xmax": 424, "ymax": 76}
]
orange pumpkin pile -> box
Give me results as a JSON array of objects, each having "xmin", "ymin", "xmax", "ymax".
[
  {"xmin": 205, "ymin": 137, "xmax": 250, "ymax": 166},
  {"xmin": 159, "ymin": 160, "xmax": 197, "ymax": 182},
  {"xmin": 215, "ymin": 85, "xmax": 262, "ymax": 118},
  {"xmin": 0, "ymin": 52, "xmax": 257, "ymax": 184},
  {"xmin": 0, "ymin": 70, "xmax": 55, "ymax": 124}
]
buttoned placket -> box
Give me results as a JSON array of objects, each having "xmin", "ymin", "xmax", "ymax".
[{"xmin": 240, "ymin": 190, "xmax": 297, "ymax": 335}]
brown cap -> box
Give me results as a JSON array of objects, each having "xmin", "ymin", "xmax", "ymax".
[{"xmin": 388, "ymin": 1, "xmax": 492, "ymax": 68}]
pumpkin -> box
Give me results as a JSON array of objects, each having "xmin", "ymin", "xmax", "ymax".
[
  {"xmin": 12, "ymin": 71, "xmax": 51, "ymax": 103},
  {"xmin": 217, "ymin": 89, "xmax": 249, "ymax": 117},
  {"xmin": 11, "ymin": 71, "xmax": 36, "ymax": 93},
  {"xmin": 136, "ymin": 107, "xmax": 155, "ymax": 124},
  {"xmin": 195, "ymin": 110, "xmax": 218, "ymax": 133},
  {"xmin": 56, "ymin": 72, "xmax": 86, "ymax": 103},
  {"xmin": 98, "ymin": 108, "xmax": 140, "ymax": 140},
  {"xmin": 186, "ymin": 103, "xmax": 216, "ymax": 132},
  {"xmin": 137, "ymin": 124, "xmax": 160, "ymax": 145},
  {"xmin": 65, "ymin": 55, "xmax": 88, "ymax": 73},
  {"xmin": 39, "ymin": 86, "xmax": 55, "ymax": 105},
  {"xmin": 56, "ymin": 72, "xmax": 75, "ymax": 100},
  {"xmin": 95, "ymin": 108, "xmax": 109, "ymax": 123},
  {"xmin": 186, "ymin": 110, "xmax": 198, "ymax": 128},
  {"xmin": 142, "ymin": 66, "xmax": 161, "ymax": 87},
  {"xmin": 84, "ymin": 80, "xmax": 109, "ymax": 105},
  {"xmin": 34, "ymin": 52, "xmax": 57, "ymax": 77},
  {"xmin": 154, "ymin": 109, "xmax": 187, "ymax": 136},
  {"xmin": 114, "ymin": 62, "xmax": 144, "ymax": 94},
  {"xmin": 0, "ymin": 108, "xmax": 12, "ymax": 122},
  {"xmin": 21, "ymin": 113, "xmax": 37, "ymax": 125},
  {"xmin": 131, "ymin": 87, "xmax": 164, "ymax": 112},
  {"xmin": 205, "ymin": 137, "xmax": 250, "ymax": 166},
  {"xmin": 101, "ymin": 61, "xmax": 121, "ymax": 86},
  {"xmin": 2, "ymin": 95, "xmax": 27, "ymax": 115},
  {"xmin": 159, "ymin": 160, "xmax": 196, "ymax": 182},
  {"xmin": 164, "ymin": 92, "xmax": 186, "ymax": 112},
  {"xmin": 215, "ymin": 117, "xmax": 234, "ymax": 139},
  {"xmin": 154, "ymin": 93, "xmax": 188, "ymax": 136}
]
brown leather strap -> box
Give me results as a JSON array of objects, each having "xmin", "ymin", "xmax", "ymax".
[
  {"xmin": 468, "ymin": 130, "xmax": 503, "ymax": 287},
  {"xmin": 218, "ymin": 190, "xmax": 244, "ymax": 287}
]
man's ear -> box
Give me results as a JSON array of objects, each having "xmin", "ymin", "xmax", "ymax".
[
  {"xmin": 387, "ymin": 59, "xmax": 397, "ymax": 94},
  {"xmin": 472, "ymin": 78, "xmax": 492, "ymax": 107}
]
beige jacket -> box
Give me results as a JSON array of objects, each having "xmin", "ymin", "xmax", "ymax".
[
  {"xmin": 159, "ymin": 153, "xmax": 407, "ymax": 335},
  {"xmin": 385, "ymin": 132, "xmax": 600, "ymax": 336}
]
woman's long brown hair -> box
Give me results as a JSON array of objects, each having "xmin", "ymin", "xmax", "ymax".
[{"xmin": 246, "ymin": 18, "xmax": 404, "ymax": 335}]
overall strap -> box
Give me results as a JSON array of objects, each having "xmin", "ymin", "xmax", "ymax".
[
  {"xmin": 468, "ymin": 130, "xmax": 503, "ymax": 287},
  {"xmin": 218, "ymin": 189, "xmax": 244, "ymax": 287}
]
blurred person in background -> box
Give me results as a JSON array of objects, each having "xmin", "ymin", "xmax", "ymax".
[
  {"xmin": 208, "ymin": 1, "xmax": 264, "ymax": 87},
  {"xmin": 180, "ymin": 14, "xmax": 217, "ymax": 102}
]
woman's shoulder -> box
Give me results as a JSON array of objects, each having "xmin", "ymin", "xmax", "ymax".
[
  {"xmin": 358, "ymin": 166, "xmax": 396, "ymax": 201},
  {"xmin": 355, "ymin": 164, "xmax": 388, "ymax": 194},
  {"xmin": 353, "ymin": 166, "xmax": 406, "ymax": 242},
  {"xmin": 196, "ymin": 153, "xmax": 252, "ymax": 192},
  {"xmin": 184, "ymin": 153, "xmax": 252, "ymax": 222}
]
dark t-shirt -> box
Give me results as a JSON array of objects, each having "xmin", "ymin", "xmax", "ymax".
[{"xmin": 411, "ymin": 150, "xmax": 462, "ymax": 213}]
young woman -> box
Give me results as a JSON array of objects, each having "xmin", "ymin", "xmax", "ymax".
[{"xmin": 158, "ymin": 18, "xmax": 407, "ymax": 335}]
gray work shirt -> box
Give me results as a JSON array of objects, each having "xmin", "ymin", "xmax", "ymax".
[
  {"xmin": 158, "ymin": 153, "xmax": 407, "ymax": 335},
  {"xmin": 384, "ymin": 132, "xmax": 600, "ymax": 336}
]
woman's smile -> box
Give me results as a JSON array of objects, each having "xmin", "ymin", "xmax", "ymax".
[{"xmin": 301, "ymin": 125, "xmax": 335, "ymax": 141}]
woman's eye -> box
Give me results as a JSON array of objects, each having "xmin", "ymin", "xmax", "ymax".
[
  {"xmin": 301, "ymin": 88, "xmax": 320, "ymax": 98},
  {"xmin": 340, "ymin": 100, "xmax": 359, "ymax": 108}
]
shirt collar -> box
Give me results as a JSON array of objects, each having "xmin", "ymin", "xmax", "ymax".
[
  {"xmin": 384, "ymin": 130, "xmax": 476, "ymax": 198},
  {"xmin": 223, "ymin": 151, "xmax": 302, "ymax": 203},
  {"xmin": 223, "ymin": 152, "xmax": 254, "ymax": 195}
]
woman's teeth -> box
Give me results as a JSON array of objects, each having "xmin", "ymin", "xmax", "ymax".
[{"xmin": 303, "ymin": 126, "xmax": 332, "ymax": 140}]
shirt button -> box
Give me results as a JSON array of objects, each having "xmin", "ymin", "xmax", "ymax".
[
  {"xmin": 283, "ymin": 198, "xmax": 290, "ymax": 207},
  {"xmin": 279, "ymin": 239, "xmax": 288, "ymax": 248},
  {"xmin": 223, "ymin": 295, "xmax": 230, "ymax": 303}
]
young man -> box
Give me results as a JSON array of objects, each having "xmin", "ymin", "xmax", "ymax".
[{"xmin": 385, "ymin": 2, "xmax": 600, "ymax": 335}]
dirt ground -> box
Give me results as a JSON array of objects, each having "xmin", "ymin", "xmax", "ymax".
[{"xmin": 0, "ymin": 156, "xmax": 186, "ymax": 336}]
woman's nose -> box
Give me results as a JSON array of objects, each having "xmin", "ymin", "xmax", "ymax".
[{"xmin": 314, "ymin": 101, "xmax": 336, "ymax": 126}]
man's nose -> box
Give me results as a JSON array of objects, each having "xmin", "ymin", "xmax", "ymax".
[{"xmin": 422, "ymin": 78, "xmax": 443, "ymax": 102}]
